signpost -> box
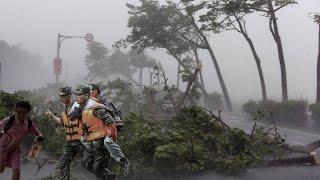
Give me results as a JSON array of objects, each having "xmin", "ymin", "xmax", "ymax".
[
  {"xmin": 53, "ymin": 58, "xmax": 62, "ymax": 75},
  {"xmin": 54, "ymin": 33, "xmax": 94, "ymax": 86},
  {"xmin": 85, "ymin": 33, "xmax": 94, "ymax": 42}
]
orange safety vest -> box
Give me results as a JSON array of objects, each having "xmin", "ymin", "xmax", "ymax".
[
  {"xmin": 81, "ymin": 106, "xmax": 117, "ymax": 141},
  {"xmin": 90, "ymin": 96, "xmax": 123, "ymax": 131},
  {"xmin": 61, "ymin": 112, "xmax": 82, "ymax": 142}
]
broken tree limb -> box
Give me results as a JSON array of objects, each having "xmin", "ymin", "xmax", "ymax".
[
  {"xmin": 176, "ymin": 66, "xmax": 200, "ymax": 109},
  {"xmin": 250, "ymin": 122, "xmax": 257, "ymax": 140},
  {"xmin": 168, "ymin": 50, "xmax": 209, "ymax": 97},
  {"xmin": 202, "ymin": 108, "xmax": 230, "ymax": 129},
  {"xmin": 161, "ymin": 69, "xmax": 177, "ymax": 111}
]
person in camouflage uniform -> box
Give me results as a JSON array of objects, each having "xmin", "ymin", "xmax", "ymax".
[
  {"xmin": 73, "ymin": 85, "xmax": 127, "ymax": 180},
  {"xmin": 89, "ymin": 84, "xmax": 127, "ymax": 169},
  {"xmin": 46, "ymin": 86, "xmax": 85, "ymax": 180}
]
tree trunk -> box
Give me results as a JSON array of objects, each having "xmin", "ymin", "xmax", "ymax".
[
  {"xmin": 149, "ymin": 70, "xmax": 153, "ymax": 86},
  {"xmin": 245, "ymin": 36, "xmax": 267, "ymax": 101},
  {"xmin": 177, "ymin": 67, "xmax": 200, "ymax": 108},
  {"xmin": 203, "ymin": 37, "xmax": 232, "ymax": 111},
  {"xmin": 194, "ymin": 48, "xmax": 206, "ymax": 92},
  {"xmin": 139, "ymin": 67, "xmax": 143, "ymax": 85},
  {"xmin": 191, "ymin": 18, "xmax": 232, "ymax": 111},
  {"xmin": 317, "ymin": 23, "xmax": 320, "ymax": 102},
  {"xmin": 177, "ymin": 62, "xmax": 181, "ymax": 89},
  {"xmin": 157, "ymin": 70, "xmax": 160, "ymax": 91},
  {"xmin": 167, "ymin": 49, "xmax": 209, "ymax": 96},
  {"xmin": 268, "ymin": 1, "xmax": 288, "ymax": 102},
  {"xmin": 170, "ymin": 5, "xmax": 232, "ymax": 111},
  {"xmin": 234, "ymin": 15, "xmax": 267, "ymax": 102}
]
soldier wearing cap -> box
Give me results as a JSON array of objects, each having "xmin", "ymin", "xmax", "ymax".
[
  {"xmin": 89, "ymin": 83, "xmax": 127, "ymax": 169},
  {"xmin": 73, "ymin": 85, "xmax": 128, "ymax": 179},
  {"xmin": 46, "ymin": 86, "xmax": 85, "ymax": 180}
]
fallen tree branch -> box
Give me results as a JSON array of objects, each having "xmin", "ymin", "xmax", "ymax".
[
  {"xmin": 202, "ymin": 108, "xmax": 230, "ymax": 129},
  {"xmin": 176, "ymin": 66, "xmax": 200, "ymax": 109},
  {"xmin": 250, "ymin": 122, "xmax": 257, "ymax": 140}
]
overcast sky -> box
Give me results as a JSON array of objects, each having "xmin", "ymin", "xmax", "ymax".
[{"xmin": 0, "ymin": 0, "xmax": 319, "ymax": 106}]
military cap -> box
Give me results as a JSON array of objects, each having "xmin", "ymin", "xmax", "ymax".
[
  {"xmin": 59, "ymin": 86, "xmax": 72, "ymax": 96},
  {"xmin": 73, "ymin": 85, "xmax": 91, "ymax": 95}
]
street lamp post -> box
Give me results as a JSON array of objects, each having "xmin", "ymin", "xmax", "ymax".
[{"xmin": 54, "ymin": 33, "xmax": 94, "ymax": 85}]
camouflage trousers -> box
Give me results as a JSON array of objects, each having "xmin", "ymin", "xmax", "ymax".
[
  {"xmin": 59, "ymin": 140, "xmax": 84, "ymax": 180},
  {"xmin": 81, "ymin": 138, "xmax": 111, "ymax": 180}
]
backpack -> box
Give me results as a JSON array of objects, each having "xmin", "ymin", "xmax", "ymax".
[{"xmin": 3, "ymin": 115, "xmax": 32, "ymax": 133}]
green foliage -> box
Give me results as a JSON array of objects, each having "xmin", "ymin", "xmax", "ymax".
[
  {"xmin": 249, "ymin": 0, "xmax": 297, "ymax": 11},
  {"xmin": 242, "ymin": 100, "xmax": 308, "ymax": 125},
  {"xmin": 310, "ymin": 103, "xmax": 320, "ymax": 120},
  {"xmin": 201, "ymin": 0, "xmax": 297, "ymax": 33},
  {"xmin": 0, "ymin": 91, "xmax": 21, "ymax": 118},
  {"xmin": 141, "ymin": 86, "xmax": 158, "ymax": 113},
  {"xmin": 85, "ymin": 42, "xmax": 137, "ymax": 82},
  {"xmin": 0, "ymin": 90, "xmax": 287, "ymax": 176},
  {"xmin": 242, "ymin": 100, "xmax": 259, "ymax": 116},
  {"xmin": 86, "ymin": 41, "xmax": 109, "ymax": 64},
  {"xmin": 119, "ymin": 106, "xmax": 286, "ymax": 175},
  {"xmin": 108, "ymin": 50, "xmax": 137, "ymax": 79},
  {"xmin": 33, "ymin": 115, "xmax": 65, "ymax": 156},
  {"xmin": 104, "ymin": 78, "xmax": 139, "ymax": 114},
  {"xmin": 190, "ymin": 82, "xmax": 201, "ymax": 101},
  {"xmin": 118, "ymin": 112, "xmax": 164, "ymax": 174},
  {"xmin": 309, "ymin": 13, "xmax": 320, "ymax": 24},
  {"xmin": 126, "ymin": 0, "xmax": 198, "ymax": 55},
  {"xmin": 85, "ymin": 42, "xmax": 109, "ymax": 81},
  {"xmin": 129, "ymin": 49, "xmax": 158, "ymax": 69}
]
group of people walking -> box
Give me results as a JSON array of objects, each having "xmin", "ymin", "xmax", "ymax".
[{"xmin": 0, "ymin": 83, "xmax": 128, "ymax": 180}]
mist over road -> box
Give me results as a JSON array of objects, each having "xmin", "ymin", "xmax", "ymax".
[{"xmin": 223, "ymin": 113, "xmax": 320, "ymax": 145}]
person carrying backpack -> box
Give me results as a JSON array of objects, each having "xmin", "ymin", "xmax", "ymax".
[
  {"xmin": 0, "ymin": 101, "xmax": 44, "ymax": 180},
  {"xmin": 74, "ymin": 85, "xmax": 128, "ymax": 179}
]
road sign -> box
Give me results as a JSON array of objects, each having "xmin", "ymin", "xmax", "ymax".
[
  {"xmin": 85, "ymin": 33, "xmax": 94, "ymax": 42},
  {"xmin": 54, "ymin": 58, "xmax": 62, "ymax": 75}
]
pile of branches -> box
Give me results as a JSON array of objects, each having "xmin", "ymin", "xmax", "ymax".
[{"xmin": 118, "ymin": 106, "xmax": 287, "ymax": 176}]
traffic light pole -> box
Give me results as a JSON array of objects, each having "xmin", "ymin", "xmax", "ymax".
[
  {"xmin": 56, "ymin": 33, "xmax": 61, "ymax": 85},
  {"xmin": 55, "ymin": 33, "xmax": 94, "ymax": 86}
]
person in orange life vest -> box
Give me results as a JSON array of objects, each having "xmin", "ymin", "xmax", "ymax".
[
  {"xmin": 73, "ymin": 85, "xmax": 128, "ymax": 179},
  {"xmin": 46, "ymin": 86, "xmax": 86, "ymax": 180},
  {"xmin": 0, "ymin": 101, "xmax": 44, "ymax": 180},
  {"xmin": 89, "ymin": 83, "xmax": 128, "ymax": 173},
  {"xmin": 89, "ymin": 83, "xmax": 124, "ymax": 131}
]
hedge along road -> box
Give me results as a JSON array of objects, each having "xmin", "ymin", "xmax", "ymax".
[{"xmin": 222, "ymin": 113, "xmax": 320, "ymax": 146}]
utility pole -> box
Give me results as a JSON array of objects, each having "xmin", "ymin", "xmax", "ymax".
[{"xmin": 54, "ymin": 33, "xmax": 94, "ymax": 86}]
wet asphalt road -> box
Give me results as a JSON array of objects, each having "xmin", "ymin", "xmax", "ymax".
[{"xmin": 222, "ymin": 112, "xmax": 320, "ymax": 145}]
